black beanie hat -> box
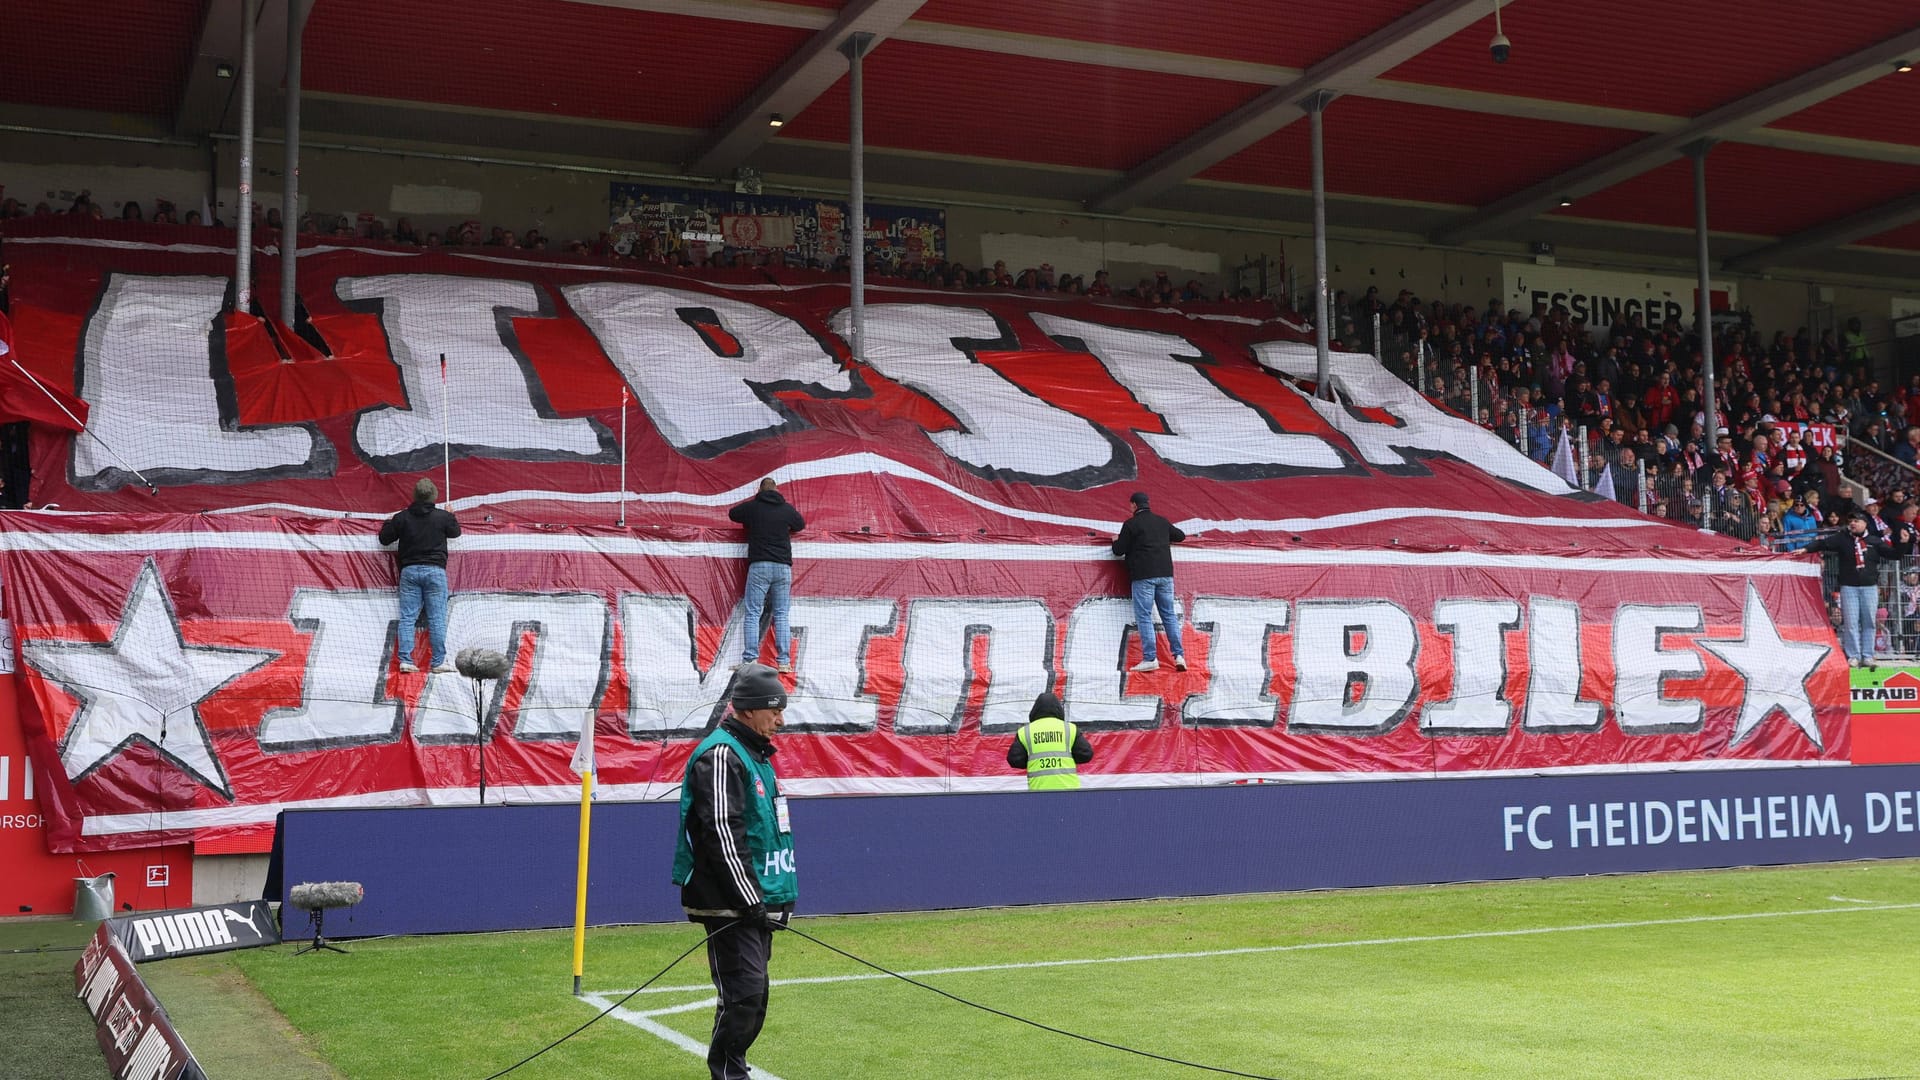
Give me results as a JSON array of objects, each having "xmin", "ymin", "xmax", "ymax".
[
  {"xmin": 1129, "ymin": 491, "xmax": 1150, "ymax": 508},
  {"xmin": 730, "ymin": 663, "xmax": 788, "ymax": 711}
]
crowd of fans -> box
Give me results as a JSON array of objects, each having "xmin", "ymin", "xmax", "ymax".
[
  {"xmin": 1342, "ymin": 282, "xmax": 1920, "ymax": 654},
  {"xmin": 0, "ymin": 190, "xmax": 1256, "ymax": 304},
  {"xmin": 1338, "ymin": 283, "xmax": 1912, "ymax": 549}
]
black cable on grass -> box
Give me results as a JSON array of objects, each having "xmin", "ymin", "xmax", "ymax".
[
  {"xmin": 478, "ymin": 921, "xmax": 734, "ymax": 1080},
  {"xmin": 779, "ymin": 923, "xmax": 1290, "ymax": 1080}
]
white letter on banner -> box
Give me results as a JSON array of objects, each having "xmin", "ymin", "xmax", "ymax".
[
  {"xmin": 564, "ymin": 283, "xmax": 853, "ymax": 457},
  {"xmin": 780, "ymin": 598, "xmax": 896, "ymax": 733},
  {"xmin": 1031, "ymin": 314, "xmax": 1344, "ymax": 476},
  {"xmin": 1288, "ymin": 600, "xmax": 1418, "ymax": 734},
  {"xmin": 843, "ymin": 305, "xmax": 1128, "ymax": 486},
  {"xmin": 1250, "ymin": 340, "xmax": 1572, "ymax": 494},
  {"xmin": 75, "ymin": 274, "xmax": 327, "ymax": 489},
  {"xmin": 620, "ymin": 595, "xmax": 746, "ymax": 736},
  {"xmin": 1523, "ymin": 598, "xmax": 1605, "ymax": 731},
  {"xmin": 339, "ymin": 275, "xmax": 611, "ymax": 471},
  {"xmin": 411, "ymin": 593, "xmax": 610, "ymax": 741},
  {"xmin": 258, "ymin": 591, "xmax": 405, "ymax": 750},
  {"xmin": 1062, "ymin": 598, "xmax": 1166, "ymax": 729},
  {"xmin": 1182, "ymin": 598, "xmax": 1290, "ymax": 727},
  {"xmin": 1423, "ymin": 599, "xmax": 1522, "ymax": 735},
  {"xmin": 896, "ymin": 599, "xmax": 1054, "ymax": 735},
  {"xmin": 1613, "ymin": 604, "xmax": 1706, "ymax": 734}
]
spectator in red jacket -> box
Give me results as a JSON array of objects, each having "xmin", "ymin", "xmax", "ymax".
[{"xmin": 1644, "ymin": 370, "xmax": 1679, "ymax": 430}]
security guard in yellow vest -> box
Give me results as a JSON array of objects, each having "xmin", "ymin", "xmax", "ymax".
[{"xmin": 1006, "ymin": 691, "xmax": 1094, "ymax": 790}]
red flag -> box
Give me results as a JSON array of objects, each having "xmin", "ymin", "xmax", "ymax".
[{"xmin": 0, "ymin": 310, "xmax": 88, "ymax": 431}]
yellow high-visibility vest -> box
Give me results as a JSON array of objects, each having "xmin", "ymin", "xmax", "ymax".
[{"xmin": 1017, "ymin": 715, "xmax": 1080, "ymax": 791}]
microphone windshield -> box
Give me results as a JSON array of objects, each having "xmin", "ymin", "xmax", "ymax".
[
  {"xmin": 456, "ymin": 648, "xmax": 511, "ymax": 680},
  {"xmin": 289, "ymin": 881, "xmax": 365, "ymax": 910}
]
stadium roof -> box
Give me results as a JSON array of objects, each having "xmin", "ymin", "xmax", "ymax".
[{"xmin": 7, "ymin": 0, "xmax": 1920, "ymax": 277}]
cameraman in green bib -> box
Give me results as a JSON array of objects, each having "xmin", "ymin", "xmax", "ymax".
[
  {"xmin": 1006, "ymin": 690, "xmax": 1095, "ymax": 790},
  {"xmin": 672, "ymin": 664, "xmax": 797, "ymax": 1080}
]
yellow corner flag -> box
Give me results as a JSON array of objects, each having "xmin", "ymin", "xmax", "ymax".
[{"xmin": 570, "ymin": 715, "xmax": 595, "ymax": 996}]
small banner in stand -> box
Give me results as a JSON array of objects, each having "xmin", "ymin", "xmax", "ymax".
[
  {"xmin": 73, "ymin": 924, "xmax": 208, "ymax": 1080},
  {"xmin": 107, "ymin": 900, "xmax": 281, "ymax": 962}
]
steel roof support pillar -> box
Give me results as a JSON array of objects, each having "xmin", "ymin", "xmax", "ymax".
[
  {"xmin": 1306, "ymin": 92, "xmax": 1335, "ymax": 400},
  {"xmin": 280, "ymin": 0, "xmax": 305, "ymax": 331},
  {"xmin": 235, "ymin": 0, "xmax": 257, "ymax": 311},
  {"xmin": 1692, "ymin": 140, "xmax": 1719, "ymax": 456},
  {"xmin": 842, "ymin": 32, "xmax": 873, "ymax": 364}
]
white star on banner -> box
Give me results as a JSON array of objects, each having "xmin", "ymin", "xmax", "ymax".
[
  {"xmin": 1698, "ymin": 582, "xmax": 1831, "ymax": 751},
  {"xmin": 23, "ymin": 560, "xmax": 276, "ymax": 799}
]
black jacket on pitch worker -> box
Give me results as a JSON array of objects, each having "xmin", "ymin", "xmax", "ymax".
[
  {"xmin": 377, "ymin": 502, "xmax": 461, "ymax": 567},
  {"xmin": 677, "ymin": 716, "xmax": 796, "ymax": 922},
  {"xmin": 1111, "ymin": 506, "xmax": 1185, "ymax": 579},
  {"xmin": 728, "ymin": 490, "xmax": 805, "ymax": 565}
]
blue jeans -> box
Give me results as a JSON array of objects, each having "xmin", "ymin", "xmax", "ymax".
[
  {"xmin": 1130, "ymin": 577, "xmax": 1183, "ymax": 663},
  {"xmin": 741, "ymin": 561, "xmax": 793, "ymax": 664},
  {"xmin": 396, "ymin": 563, "xmax": 450, "ymax": 667},
  {"xmin": 1839, "ymin": 584, "xmax": 1878, "ymax": 663}
]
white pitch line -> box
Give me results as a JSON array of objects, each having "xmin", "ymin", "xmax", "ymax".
[
  {"xmin": 579, "ymin": 993, "xmax": 789, "ymax": 1080},
  {"xmin": 635, "ymin": 997, "xmax": 720, "ymax": 1018},
  {"xmin": 595, "ymin": 901, "xmax": 1920, "ymax": 998},
  {"xmin": 1827, "ymin": 896, "xmax": 1879, "ymax": 904}
]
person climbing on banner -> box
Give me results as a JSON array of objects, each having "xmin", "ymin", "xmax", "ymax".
[
  {"xmin": 729, "ymin": 478, "xmax": 804, "ymax": 673},
  {"xmin": 378, "ymin": 477, "xmax": 461, "ymax": 674},
  {"xmin": 1111, "ymin": 490, "xmax": 1187, "ymax": 672}
]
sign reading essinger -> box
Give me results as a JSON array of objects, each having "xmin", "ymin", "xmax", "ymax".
[{"xmin": 1504, "ymin": 263, "xmax": 1737, "ymax": 338}]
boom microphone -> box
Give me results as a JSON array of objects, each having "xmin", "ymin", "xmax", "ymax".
[
  {"xmin": 457, "ymin": 647, "xmax": 511, "ymax": 680},
  {"xmin": 288, "ymin": 881, "xmax": 364, "ymax": 911}
]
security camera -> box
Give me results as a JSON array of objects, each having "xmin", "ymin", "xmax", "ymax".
[{"xmin": 1490, "ymin": 32, "xmax": 1511, "ymax": 63}]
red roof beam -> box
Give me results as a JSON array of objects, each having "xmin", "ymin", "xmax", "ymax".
[
  {"xmin": 684, "ymin": 0, "xmax": 931, "ymax": 177},
  {"xmin": 1723, "ymin": 189, "xmax": 1920, "ymax": 272},
  {"xmin": 1431, "ymin": 24, "xmax": 1920, "ymax": 245},
  {"xmin": 1086, "ymin": 0, "xmax": 1491, "ymax": 213}
]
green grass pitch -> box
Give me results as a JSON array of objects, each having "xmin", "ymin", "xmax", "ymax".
[{"xmin": 131, "ymin": 861, "xmax": 1920, "ymax": 1078}]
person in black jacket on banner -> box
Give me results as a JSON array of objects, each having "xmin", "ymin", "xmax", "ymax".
[
  {"xmin": 729, "ymin": 478, "xmax": 805, "ymax": 673},
  {"xmin": 1808, "ymin": 511, "xmax": 1905, "ymax": 669},
  {"xmin": 1111, "ymin": 491, "xmax": 1187, "ymax": 672},
  {"xmin": 377, "ymin": 478, "xmax": 461, "ymax": 674},
  {"xmin": 672, "ymin": 664, "xmax": 797, "ymax": 1080}
]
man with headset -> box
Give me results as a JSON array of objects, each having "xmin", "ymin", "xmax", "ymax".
[{"xmin": 672, "ymin": 664, "xmax": 797, "ymax": 1079}]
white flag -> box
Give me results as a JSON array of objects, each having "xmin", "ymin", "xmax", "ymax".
[
  {"xmin": 1549, "ymin": 428, "xmax": 1579, "ymax": 488},
  {"xmin": 569, "ymin": 715, "xmax": 595, "ymax": 777},
  {"xmin": 1594, "ymin": 461, "xmax": 1617, "ymax": 503}
]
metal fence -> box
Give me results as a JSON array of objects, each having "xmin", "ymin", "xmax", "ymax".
[{"xmin": 1781, "ymin": 535, "xmax": 1920, "ymax": 662}]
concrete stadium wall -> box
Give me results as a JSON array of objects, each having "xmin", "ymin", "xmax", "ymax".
[{"xmin": 275, "ymin": 764, "xmax": 1920, "ymax": 939}]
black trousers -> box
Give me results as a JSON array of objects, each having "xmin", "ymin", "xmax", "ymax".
[{"xmin": 698, "ymin": 917, "xmax": 774, "ymax": 1080}]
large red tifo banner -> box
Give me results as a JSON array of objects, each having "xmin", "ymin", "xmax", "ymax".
[{"xmin": 0, "ymin": 223, "xmax": 1848, "ymax": 852}]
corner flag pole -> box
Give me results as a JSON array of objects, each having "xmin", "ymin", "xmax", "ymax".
[
  {"xmin": 569, "ymin": 716, "xmax": 596, "ymax": 996},
  {"xmin": 571, "ymin": 768, "xmax": 593, "ymax": 995},
  {"xmin": 439, "ymin": 352, "xmax": 451, "ymax": 503}
]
